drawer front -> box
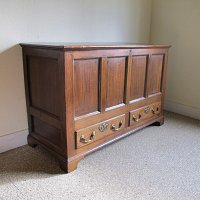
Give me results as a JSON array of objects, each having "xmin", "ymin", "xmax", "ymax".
[
  {"xmin": 129, "ymin": 102, "xmax": 161, "ymax": 126},
  {"xmin": 76, "ymin": 115, "xmax": 125, "ymax": 149}
]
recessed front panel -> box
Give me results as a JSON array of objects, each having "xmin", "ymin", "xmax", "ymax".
[
  {"xmin": 148, "ymin": 55, "xmax": 164, "ymax": 96},
  {"xmin": 74, "ymin": 59, "xmax": 99, "ymax": 117},
  {"xmin": 106, "ymin": 57, "xmax": 126, "ymax": 109},
  {"xmin": 129, "ymin": 56, "xmax": 147, "ymax": 101}
]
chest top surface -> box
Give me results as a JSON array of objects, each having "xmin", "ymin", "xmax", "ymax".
[{"xmin": 20, "ymin": 42, "xmax": 171, "ymax": 50}]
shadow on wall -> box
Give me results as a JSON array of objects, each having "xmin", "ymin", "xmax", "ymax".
[{"xmin": 0, "ymin": 45, "xmax": 28, "ymax": 137}]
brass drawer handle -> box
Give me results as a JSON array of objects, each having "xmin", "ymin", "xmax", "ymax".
[
  {"xmin": 99, "ymin": 123, "xmax": 109, "ymax": 132},
  {"xmin": 152, "ymin": 106, "xmax": 160, "ymax": 114},
  {"xmin": 111, "ymin": 120, "xmax": 123, "ymax": 131},
  {"xmin": 144, "ymin": 106, "xmax": 150, "ymax": 114},
  {"xmin": 80, "ymin": 131, "xmax": 96, "ymax": 144},
  {"xmin": 132, "ymin": 113, "xmax": 142, "ymax": 122}
]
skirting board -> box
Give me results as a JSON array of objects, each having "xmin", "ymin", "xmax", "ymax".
[
  {"xmin": 164, "ymin": 100, "xmax": 200, "ymax": 120},
  {"xmin": 0, "ymin": 130, "xmax": 28, "ymax": 153}
]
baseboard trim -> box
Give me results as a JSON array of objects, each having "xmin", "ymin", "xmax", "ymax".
[
  {"xmin": 164, "ymin": 100, "xmax": 200, "ymax": 120},
  {"xmin": 0, "ymin": 130, "xmax": 28, "ymax": 153}
]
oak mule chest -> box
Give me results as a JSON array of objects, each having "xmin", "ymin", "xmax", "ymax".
[{"xmin": 21, "ymin": 43, "xmax": 170, "ymax": 173}]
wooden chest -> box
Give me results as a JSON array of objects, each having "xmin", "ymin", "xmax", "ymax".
[{"xmin": 21, "ymin": 43, "xmax": 170, "ymax": 173}]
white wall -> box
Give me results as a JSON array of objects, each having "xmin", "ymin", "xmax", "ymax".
[
  {"xmin": 0, "ymin": 0, "xmax": 152, "ymax": 138},
  {"xmin": 151, "ymin": 0, "xmax": 200, "ymax": 119}
]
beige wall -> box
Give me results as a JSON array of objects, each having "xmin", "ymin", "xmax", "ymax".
[
  {"xmin": 151, "ymin": 0, "xmax": 200, "ymax": 109},
  {"xmin": 0, "ymin": 0, "xmax": 152, "ymax": 137}
]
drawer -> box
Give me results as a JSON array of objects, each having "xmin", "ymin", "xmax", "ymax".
[
  {"xmin": 129, "ymin": 102, "xmax": 161, "ymax": 126},
  {"xmin": 75, "ymin": 114, "xmax": 125, "ymax": 149}
]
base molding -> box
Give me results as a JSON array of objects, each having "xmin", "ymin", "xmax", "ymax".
[
  {"xmin": 164, "ymin": 100, "xmax": 200, "ymax": 120},
  {"xmin": 0, "ymin": 130, "xmax": 28, "ymax": 153}
]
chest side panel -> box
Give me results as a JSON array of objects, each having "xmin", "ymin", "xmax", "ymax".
[
  {"xmin": 28, "ymin": 56, "xmax": 60, "ymax": 116},
  {"xmin": 23, "ymin": 48, "xmax": 66, "ymax": 155}
]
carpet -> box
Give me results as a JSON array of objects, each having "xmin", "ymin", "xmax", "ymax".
[{"xmin": 0, "ymin": 112, "xmax": 200, "ymax": 200}]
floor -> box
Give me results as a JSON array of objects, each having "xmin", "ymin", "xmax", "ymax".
[{"xmin": 0, "ymin": 112, "xmax": 200, "ymax": 200}]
